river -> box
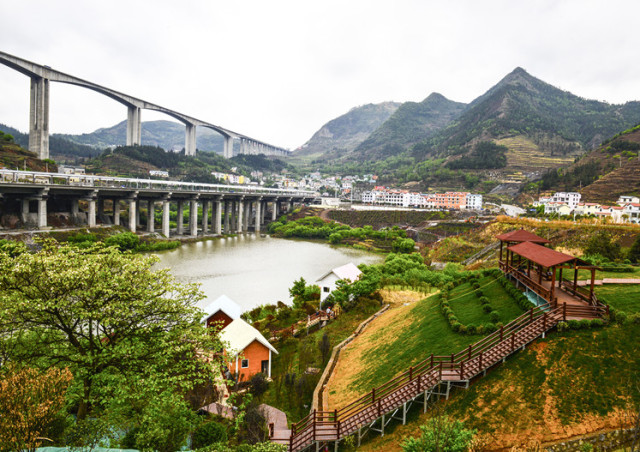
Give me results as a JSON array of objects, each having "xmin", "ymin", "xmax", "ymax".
[{"xmin": 154, "ymin": 234, "xmax": 383, "ymax": 312}]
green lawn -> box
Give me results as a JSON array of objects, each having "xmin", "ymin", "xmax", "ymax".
[
  {"xmin": 595, "ymin": 284, "xmax": 640, "ymax": 314},
  {"xmin": 571, "ymin": 267, "xmax": 640, "ymax": 281},
  {"xmin": 344, "ymin": 295, "xmax": 483, "ymax": 395},
  {"xmin": 359, "ymin": 322, "xmax": 640, "ymax": 451},
  {"xmin": 449, "ymin": 276, "xmax": 527, "ymax": 325}
]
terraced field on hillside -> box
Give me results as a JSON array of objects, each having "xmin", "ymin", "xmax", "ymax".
[{"xmin": 497, "ymin": 135, "xmax": 579, "ymax": 173}]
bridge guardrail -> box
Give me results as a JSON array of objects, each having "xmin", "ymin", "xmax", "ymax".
[{"xmin": 0, "ymin": 169, "xmax": 317, "ymax": 198}]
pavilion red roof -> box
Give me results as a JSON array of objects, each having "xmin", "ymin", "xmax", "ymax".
[
  {"xmin": 507, "ymin": 241, "xmax": 576, "ymax": 268},
  {"xmin": 496, "ymin": 229, "xmax": 550, "ymax": 244}
]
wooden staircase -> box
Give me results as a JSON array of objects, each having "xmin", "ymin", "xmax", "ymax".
[{"xmin": 283, "ymin": 302, "xmax": 608, "ymax": 452}]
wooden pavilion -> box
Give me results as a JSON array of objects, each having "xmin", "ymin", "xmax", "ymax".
[{"xmin": 497, "ymin": 229, "xmax": 599, "ymax": 308}]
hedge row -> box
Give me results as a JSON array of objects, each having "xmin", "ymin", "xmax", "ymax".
[
  {"xmin": 440, "ymin": 271, "xmax": 504, "ymax": 336},
  {"xmin": 609, "ymin": 308, "xmax": 640, "ymax": 325},
  {"xmin": 495, "ymin": 275, "xmax": 536, "ymax": 311}
]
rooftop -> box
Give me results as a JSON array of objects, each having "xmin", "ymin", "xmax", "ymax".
[{"xmin": 496, "ymin": 229, "xmax": 550, "ymax": 244}]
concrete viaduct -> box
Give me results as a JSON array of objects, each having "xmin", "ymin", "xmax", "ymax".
[
  {"xmin": 0, "ymin": 51, "xmax": 291, "ymax": 160},
  {"xmin": 0, "ymin": 170, "xmax": 316, "ymax": 236}
]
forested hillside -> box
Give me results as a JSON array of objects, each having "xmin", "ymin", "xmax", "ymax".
[
  {"xmin": 0, "ymin": 123, "xmax": 100, "ymax": 162},
  {"xmin": 534, "ymin": 124, "xmax": 640, "ymax": 202},
  {"xmin": 57, "ymin": 120, "xmax": 226, "ymax": 153},
  {"xmin": 293, "ymin": 102, "xmax": 400, "ymax": 162},
  {"xmin": 352, "ymin": 93, "xmax": 466, "ymax": 160},
  {"xmin": 86, "ymin": 145, "xmax": 290, "ymax": 182},
  {"xmin": 305, "ymin": 68, "xmax": 640, "ymax": 192}
]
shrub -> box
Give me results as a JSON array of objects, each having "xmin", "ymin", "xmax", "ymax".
[
  {"xmin": 482, "ymin": 304, "xmax": 493, "ymax": 314},
  {"xmin": 484, "ymin": 322, "xmax": 496, "ymax": 333},
  {"xmin": 104, "ymin": 232, "xmax": 140, "ymax": 251},
  {"xmin": 479, "ymin": 296, "xmax": 489, "ymax": 305},
  {"xmin": 474, "ymin": 289, "xmax": 484, "ymax": 298},
  {"xmin": 466, "ymin": 324, "xmax": 477, "ymax": 335},
  {"xmin": 472, "ymin": 282, "xmax": 480, "ymax": 290},
  {"xmin": 556, "ymin": 321, "xmax": 568, "ymax": 332},
  {"xmin": 250, "ymin": 373, "xmax": 269, "ymax": 399},
  {"xmin": 451, "ymin": 322, "xmax": 462, "ymax": 333},
  {"xmin": 192, "ymin": 421, "xmax": 228, "ymax": 449},
  {"xmin": 475, "ymin": 324, "xmax": 485, "ymax": 335},
  {"xmin": 615, "ymin": 311, "xmax": 628, "ymax": 325},
  {"xmin": 401, "ymin": 416, "xmax": 476, "ymax": 452},
  {"xmin": 489, "ymin": 311, "xmax": 500, "ymax": 323}
]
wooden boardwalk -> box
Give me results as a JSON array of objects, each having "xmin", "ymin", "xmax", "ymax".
[{"xmin": 281, "ymin": 301, "xmax": 608, "ymax": 452}]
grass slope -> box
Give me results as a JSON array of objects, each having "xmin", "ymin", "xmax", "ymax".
[
  {"xmin": 449, "ymin": 276, "xmax": 525, "ymax": 325},
  {"xmin": 356, "ymin": 322, "xmax": 640, "ymax": 451},
  {"xmin": 326, "ymin": 280, "xmax": 526, "ymax": 409}
]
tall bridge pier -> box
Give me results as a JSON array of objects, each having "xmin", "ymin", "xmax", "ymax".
[{"xmin": 0, "ymin": 50, "xmax": 290, "ymax": 160}]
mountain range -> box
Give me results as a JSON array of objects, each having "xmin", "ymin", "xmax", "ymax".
[
  {"xmin": 296, "ymin": 68, "xmax": 640, "ymax": 185},
  {"xmin": 294, "ymin": 102, "xmax": 400, "ymax": 161}
]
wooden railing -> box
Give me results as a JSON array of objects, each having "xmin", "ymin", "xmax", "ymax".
[
  {"xmin": 499, "ymin": 261, "xmax": 552, "ymax": 300},
  {"xmin": 560, "ymin": 278, "xmax": 601, "ymax": 306},
  {"xmin": 287, "ymin": 302, "xmax": 609, "ymax": 452}
]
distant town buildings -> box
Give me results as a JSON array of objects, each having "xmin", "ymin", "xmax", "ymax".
[
  {"xmin": 149, "ymin": 170, "xmax": 169, "ymax": 178},
  {"xmin": 534, "ymin": 192, "xmax": 640, "ymax": 223},
  {"xmin": 361, "ymin": 187, "xmax": 483, "ymax": 210},
  {"xmin": 211, "ymin": 171, "xmax": 248, "ymax": 185}
]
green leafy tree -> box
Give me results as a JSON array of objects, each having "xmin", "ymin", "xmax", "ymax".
[
  {"xmin": 0, "ymin": 240, "xmax": 223, "ymax": 421},
  {"xmin": 628, "ymin": 236, "xmax": 640, "ymax": 263},
  {"xmin": 401, "ymin": 416, "xmax": 476, "ymax": 452},
  {"xmin": 585, "ymin": 231, "xmax": 622, "ymax": 261}
]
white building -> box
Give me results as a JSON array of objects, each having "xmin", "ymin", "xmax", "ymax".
[
  {"xmin": 551, "ymin": 192, "xmax": 581, "ymax": 209},
  {"xmin": 465, "ymin": 194, "xmax": 483, "ymax": 210},
  {"xmin": 617, "ymin": 195, "xmax": 640, "ymax": 206},
  {"xmin": 624, "ymin": 203, "xmax": 640, "ymax": 223},
  {"xmin": 317, "ymin": 262, "xmax": 362, "ymax": 303}
]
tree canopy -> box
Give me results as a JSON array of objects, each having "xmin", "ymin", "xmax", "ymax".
[{"xmin": 0, "ymin": 240, "xmax": 224, "ymax": 421}]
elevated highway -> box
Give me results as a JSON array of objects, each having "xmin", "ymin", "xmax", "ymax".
[
  {"xmin": 0, "ymin": 169, "xmax": 317, "ymax": 236},
  {"xmin": 0, "ymin": 50, "xmax": 291, "ymax": 159}
]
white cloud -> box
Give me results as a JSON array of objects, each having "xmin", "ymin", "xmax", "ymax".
[{"xmin": 1, "ymin": 0, "xmax": 639, "ymax": 150}]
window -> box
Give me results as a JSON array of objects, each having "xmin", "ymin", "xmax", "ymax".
[
  {"xmin": 241, "ymin": 359, "xmax": 249, "ymax": 368},
  {"xmin": 323, "ymin": 287, "xmax": 330, "ymax": 293}
]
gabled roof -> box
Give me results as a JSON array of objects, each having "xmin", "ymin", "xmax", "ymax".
[
  {"xmin": 220, "ymin": 318, "xmax": 278, "ymax": 355},
  {"xmin": 201, "ymin": 294, "xmax": 243, "ymax": 324},
  {"xmin": 317, "ymin": 262, "xmax": 362, "ymax": 282},
  {"xmin": 507, "ymin": 241, "xmax": 576, "ymax": 268},
  {"xmin": 496, "ymin": 229, "xmax": 550, "ymax": 244}
]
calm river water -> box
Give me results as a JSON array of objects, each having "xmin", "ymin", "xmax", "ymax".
[{"xmin": 154, "ymin": 235, "xmax": 383, "ymax": 312}]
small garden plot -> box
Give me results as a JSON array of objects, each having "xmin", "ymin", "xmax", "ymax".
[
  {"xmin": 448, "ymin": 275, "xmax": 527, "ymax": 327},
  {"xmin": 595, "ymin": 284, "xmax": 640, "ymax": 314}
]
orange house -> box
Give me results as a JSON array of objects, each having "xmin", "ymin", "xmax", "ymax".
[
  {"xmin": 220, "ymin": 318, "xmax": 278, "ymax": 381},
  {"xmin": 201, "ymin": 295, "xmax": 278, "ymax": 381}
]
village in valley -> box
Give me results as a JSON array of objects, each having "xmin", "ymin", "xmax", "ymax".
[{"xmin": 3, "ymin": 2, "xmax": 640, "ymax": 451}]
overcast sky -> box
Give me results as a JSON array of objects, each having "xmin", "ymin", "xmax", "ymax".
[{"xmin": 1, "ymin": 0, "xmax": 639, "ymax": 150}]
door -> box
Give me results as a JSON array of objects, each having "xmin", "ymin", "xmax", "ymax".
[{"xmin": 261, "ymin": 360, "xmax": 269, "ymax": 375}]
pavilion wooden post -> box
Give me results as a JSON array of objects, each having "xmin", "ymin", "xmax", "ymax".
[
  {"xmin": 550, "ymin": 265, "xmax": 556, "ymax": 303},
  {"xmin": 499, "ymin": 241, "xmax": 503, "ymax": 263},
  {"xmin": 558, "ymin": 267, "xmax": 563, "ymax": 289},
  {"xmin": 589, "ymin": 268, "xmax": 596, "ymax": 303},
  {"xmin": 527, "ymin": 259, "xmax": 531, "ymax": 278},
  {"xmin": 537, "ymin": 264, "xmax": 543, "ymax": 285},
  {"xmin": 573, "ymin": 264, "xmax": 579, "ymax": 296}
]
